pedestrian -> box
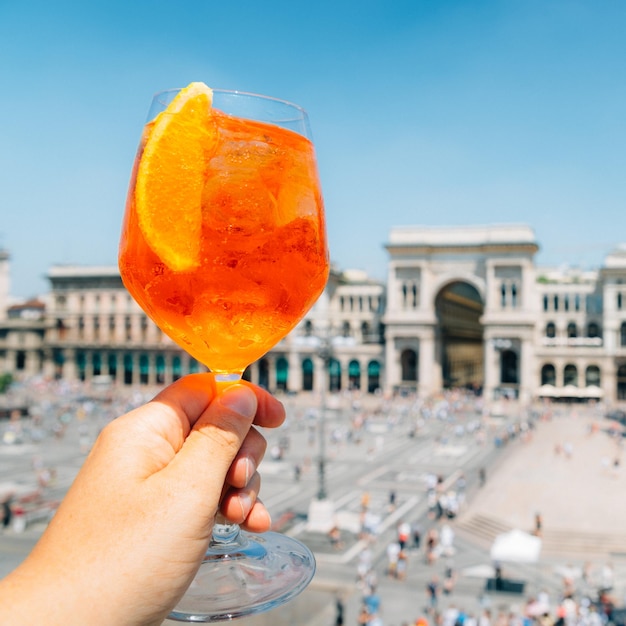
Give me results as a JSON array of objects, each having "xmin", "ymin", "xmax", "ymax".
[
  {"xmin": 361, "ymin": 491, "xmax": 371, "ymax": 511},
  {"xmin": 329, "ymin": 526, "xmax": 343, "ymax": 550},
  {"xmin": 397, "ymin": 549, "xmax": 408, "ymax": 581},
  {"xmin": 1, "ymin": 496, "xmax": 12, "ymax": 529},
  {"xmin": 389, "ymin": 489, "xmax": 397, "ymax": 511},
  {"xmin": 397, "ymin": 519, "xmax": 410, "ymax": 550},
  {"xmin": 386, "ymin": 540, "xmax": 401, "ymax": 578},
  {"xmin": 334, "ymin": 594, "xmax": 344, "ymax": 626},
  {"xmin": 479, "ymin": 466, "xmax": 486, "ymax": 486},
  {"xmin": 412, "ymin": 521, "xmax": 422, "ymax": 549},
  {"xmin": 426, "ymin": 575, "xmax": 439, "ymax": 611},
  {"xmin": 363, "ymin": 587, "xmax": 381, "ymax": 617},
  {"xmin": 426, "ymin": 528, "xmax": 438, "ymax": 564},
  {"xmin": 443, "ymin": 560, "xmax": 456, "ymax": 594}
]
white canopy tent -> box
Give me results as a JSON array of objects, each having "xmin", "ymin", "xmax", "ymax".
[{"xmin": 490, "ymin": 529, "xmax": 542, "ymax": 564}]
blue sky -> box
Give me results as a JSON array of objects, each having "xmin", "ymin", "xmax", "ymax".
[{"xmin": 1, "ymin": 0, "xmax": 625, "ymax": 298}]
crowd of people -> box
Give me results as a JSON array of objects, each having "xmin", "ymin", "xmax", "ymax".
[
  {"xmin": 314, "ymin": 391, "xmax": 625, "ymax": 626},
  {"xmin": 1, "ymin": 378, "xmax": 625, "ymax": 625}
]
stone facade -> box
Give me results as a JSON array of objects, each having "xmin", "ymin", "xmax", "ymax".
[
  {"xmin": 2, "ymin": 224, "xmax": 626, "ymax": 404},
  {"xmin": 0, "ymin": 260, "xmax": 385, "ymax": 395}
]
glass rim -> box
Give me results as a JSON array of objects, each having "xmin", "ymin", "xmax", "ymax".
[{"xmin": 152, "ymin": 87, "xmax": 308, "ymax": 117}]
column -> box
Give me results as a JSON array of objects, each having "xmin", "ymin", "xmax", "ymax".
[
  {"xmin": 519, "ymin": 336, "xmax": 534, "ymax": 405},
  {"xmin": 483, "ymin": 339, "xmax": 498, "ymax": 401},
  {"xmin": 384, "ymin": 333, "xmax": 400, "ymax": 392},
  {"xmin": 604, "ymin": 369, "xmax": 616, "ymax": 405},
  {"xmin": 64, "ymin": 348, "xmax": 78, "ymax": 381},
  {"xmin": 418, "ymin": 326, "xmax": 438, "ymax": 396},
  {"xmin": 340, "ymin": 357, "xmax": 349, "ymax": 392},
  {"xmin": 148, "ymin": 353, "xmax": 157, "ymax": 385},
  {"xmin": 288, "ymin": 351, "xmax": 302, "ymax": 391}
]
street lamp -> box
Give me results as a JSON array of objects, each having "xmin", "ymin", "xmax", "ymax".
[
  {"xmin": 316, "ymin": 337, "xmax": 332, "ymax": 501},
  {"xmin": 306, "ymin": 333, "xmax": 336, "ymax": 533}
]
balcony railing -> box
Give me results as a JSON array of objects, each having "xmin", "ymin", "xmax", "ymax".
[{"xmin": 542, "ymin": 337, "xmax": 603, "ymax": 347}]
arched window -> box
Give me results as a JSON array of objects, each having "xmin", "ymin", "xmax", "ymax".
[
  {"xmin": 329, "ymin": 358, "xmax": 341, "ymax": 392},
  {"xmin": 76, "ymin": 351, "xmax": 86, "ymax": 381},
  {"xmin": 367, "ymin": 360, "xmax": 381, "ymax": 393},
  {"xmin": 15, "ymin": 351, "xmax": 26, "ymax": 371},
  {"xmin": 304, "ymin": 320, "xmax": 313, "ymax": 336},
  {"xmin": 302, "ymin": 358, "xmax": 314, "ymax": 391},
  {"xmin": 276, "ymin": 357, "xmax": 289, "ymax": 391},
  {"xmin": 587, "ymin": 322, "xmax": 600, "ymax": 338},
  {"xmin": 342, "ymin": 321, "xmax": 351, "ymax": 337},
  {"xmin": 257, "ymin": 359, "xmax": 269, "ymax": 389},
  {"xmin": 541, "ymin": 364, "xmax": 556, "ymax": 386},
  {"xmin": 348, "ymin": 360, "xmax": 361, "ymax": 390},
  {"xmin": 108, "ymin": 353, "xmax": 117, "ymax": 379},
  {"xmin": 124, "ymin": 353, "xmax": 133, "ymax": 385},
  {"xmin": 545, "ymin": 322, "xmax": 556, "ymax": 338},
  {"xmin": 156, "ymin": 355, "xmax": 165, "ymax": 384},
  {"xmin": 361, "ymin": 321, "xmax": 370, "ymax": 341},
  {"xmin": 585, "ymin": 365, "xmax": 600, "ymax": 387},
  {"xmin": 621, "ymin": 322, "xmax": 626, "ymax": 347},
  {"xmin": 567, "ymin": 322, "xmax": 577, "ymax": 338},
  {"xmin": 172, "ymin": 356, "xmax": 182, "ymax": 381},
  {"xmin": 400, "ymin": 349, "xmax": 417, "ymax": 382},
  {"xmin": 139, "ymin": 354, "xmax": 150, "ymax": 384},
  {"xmin": 563, "ymin": 364, "xmax": 578, "ymax": 386},
  {"xmin": 500, "ymin": 350, "xmax": 518, "ymax": 384},
  {"xmin": 92, "ymin": 352, "xmax": 102, "ymax": 377},
  {"xmin": 618, "ymin": 364, "xmax": 626, "ymax": 400}
]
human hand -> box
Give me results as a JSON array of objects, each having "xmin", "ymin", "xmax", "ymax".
[{"xmin": 0, "ymin": 374, "xmax": 285, "ymax": 626}]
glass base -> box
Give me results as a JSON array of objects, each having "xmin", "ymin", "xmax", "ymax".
[{"xmin": 168, "ymin": 530, "xmax": 316, "ymax": 622}]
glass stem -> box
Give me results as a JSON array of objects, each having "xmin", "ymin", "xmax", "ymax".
[
  {"xmin": 209, "ymin": 514, "xmax": 246, "ymax": 553},
  {"xmin": 208, "ymin": 372, "xmax": 247, "ymax": 552}
]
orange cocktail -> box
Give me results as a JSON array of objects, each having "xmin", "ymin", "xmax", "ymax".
[{"xmin": 119, "ymin": 85, "xmax": 329, "ymax": 375}]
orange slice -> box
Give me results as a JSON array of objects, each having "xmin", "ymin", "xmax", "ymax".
[{"xmin": 135, "ymin": 82, "xmax": 214, "ymax": 271}]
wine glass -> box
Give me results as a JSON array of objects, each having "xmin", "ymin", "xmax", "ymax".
[{"xmin": 118, "ymin": 85, "xmax": 329, "ymax": 621}]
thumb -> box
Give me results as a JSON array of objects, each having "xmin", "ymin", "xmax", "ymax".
[{"xmin": 167, "ymin": 384, "xmax": 258, "ymax": 503}]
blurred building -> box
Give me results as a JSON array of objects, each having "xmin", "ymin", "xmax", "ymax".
[{"xmin": 2, "ymin": 224, "xmax": 626, "ymax": 405}]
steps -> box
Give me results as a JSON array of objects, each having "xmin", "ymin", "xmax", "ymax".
[
  {"xmin": 455, "ymin": 513, "xmax": 626, "ymax": 559},
  {"xmin": 454, "ymin": 512, "xmax": 513, "ymax": 549}
]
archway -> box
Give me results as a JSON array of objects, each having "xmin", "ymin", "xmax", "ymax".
[
  {"xmin": 348, "ymin": 360, "xmax": 361, "ymax": 390},
  {"xmin": 618, "ymin": 364, "xmax": 626, "ymax": 400},
  {"xmin": 276, "ymin": 356, "xmax": 289, "ymax": 391},
  {"xmin": 435, "ymin": 281, "xmax": 484, "ymax": 390}
]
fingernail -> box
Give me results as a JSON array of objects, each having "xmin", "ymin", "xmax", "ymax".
[
  {"xmin": 220, "ymin": 386, "xmax": 257, "ymax": 418},
  {"xmin": 244, "ymin": 457, "xmax": 256, "ymax": 485},
  {"xmin": 238, "ymin": 492, "xmax": 253, "ymax": 521}
]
